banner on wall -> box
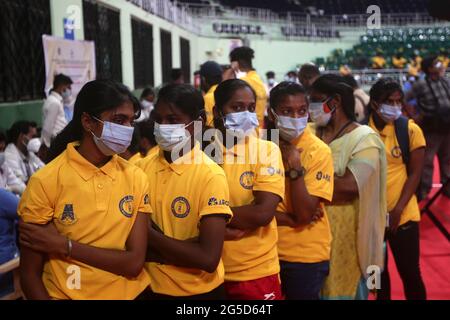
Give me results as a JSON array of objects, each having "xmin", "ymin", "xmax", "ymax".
[{"xmin": 42, "ymin": 35, "xmax": 96, "ymax": 100}]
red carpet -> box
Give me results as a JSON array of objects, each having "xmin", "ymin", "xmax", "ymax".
[{"xmin": 388, "ymin": 158, "xmax": 450, "ymax": 300}]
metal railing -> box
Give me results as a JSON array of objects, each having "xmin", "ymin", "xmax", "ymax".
[
  {"xmin": 325, "ymin": 68, "xmax": 450, "ymax": 89},
  {"xmin": 181, "ymin": 3, "xmax": 442, "ymax": 28},
  {"xmin": 126, "ymin": 0, "xmax": 201, "ymax": 33}
]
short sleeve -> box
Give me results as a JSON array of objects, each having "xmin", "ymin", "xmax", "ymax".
[
  {"xmin": 408, "ymin": 121, "xmax": 426, "ymax": 152},
  {"xmin": 134, "ymin": 169, "xmax": 152, "ymax": 215},
  {"xmin": 18, "ymin": 176, "xmax": 54, "ymax": 224},
  {"xmin": 304, "ymin": 146, "xmax": 334, "ymax": 202},
  {"xmin": 199, "ymin": 172, "xmax": 233, "ymax": 220},
  {"xmin": 253, "ymin": 142, "xmax": 285, "ymax": 200}
]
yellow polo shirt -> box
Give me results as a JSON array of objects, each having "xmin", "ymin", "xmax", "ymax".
[
  {"xmin": 218, "ymin": 135, "xmax": 285, "ymax": 282},
  {"xmin": 277, "ymin": 127, "xmax": 334, "ymax": 263},
  {"xmin": 137, "ymin": 144, "xmax": 233, "ymax": 296},
  {"xmin": 18, "ymin": 142, "xmax": 152, "ymax": 300},
  {"xmin": 369, "ymin": 117, "xmax": 426, "ymax": 226},
  {"xmin": 129, "ymin": 152, "xmax": 144, "ymax": 164},
  {"xmin": 241, "ymin": 71, "xmax": 268, "ymax": 128},
  {"xmin": 204, "ymin": 84, "xmax": 218, "ymax": 127}
]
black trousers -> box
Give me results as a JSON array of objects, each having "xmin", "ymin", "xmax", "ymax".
[
  {"xmin": 377, "ymin": 221, "xmax": 427, "ymax": 300},
  {"xmin": 136, "ymin": 284, "xmax": 226, "ymax": 300}
]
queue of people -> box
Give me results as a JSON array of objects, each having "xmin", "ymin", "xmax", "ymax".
[{"xmin": 2, "ymin": 45, "xmax": 448, "ymax": 300}]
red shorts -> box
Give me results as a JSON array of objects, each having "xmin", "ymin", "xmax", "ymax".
[{"xmin": 224, "ymin": 274, "xmax": 283, "ymax": 300}]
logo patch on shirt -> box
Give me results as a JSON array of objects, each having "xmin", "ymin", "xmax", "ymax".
[
  {"xmin": 119, "ymin": 195, "xmax": 134, "ymax": 218},
  {"xmin": 316, "ymin": 171, "xmax": 331, "ymax": 182},
  {"xmin": 208, "ymin": 197, "xmax": 218, "ymax": 206},
  {"xmin": 391, "ymin": 146, "xmax": 402, "ymax": 158},
  {"xmin": 239, "ymin": 171, "xmax": 255, "ymax": 190},
  {"xmin": 171, "ymin": 197, "xmax": 191, "ymax": 218},
  {"xmin": 57, "ymin": 204, "xmax": 77, "ymax": 225}
]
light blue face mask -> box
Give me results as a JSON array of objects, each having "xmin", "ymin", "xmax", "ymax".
[
  {"xmin": 272, "ymin": 109, "xmax": 308, "ymax": 141},
  {"xmin": 153, "ymin": 121, "xmax": 193, "ymax": 151},
  {"xmin": 223, "ymin": 111, "xmax": 259, "ymax": 138},
  {"xmin": 91, "ymin": 117, "xmax": 134, "ymax": 156},
  {"xmin": 379, "ymin": 104, "xmax": 402, "ymax": 122}
]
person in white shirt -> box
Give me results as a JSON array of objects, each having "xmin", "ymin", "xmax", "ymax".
[
  {"xmin": 265, "ymin": 71, "xmax": 279, "ymax": 94},
  {"xmin": 41, "ymin": 74, "xmax": 73, "ymax": 148},
  {"xmin": 136, "ymin": 87, "xmax": 155, "ymax": 122},
  {"xmin": 4, "ymin": 121, "xmax": 43, "ymax": 184},
  {"xmin": 0, "ymin": 151, "xmax": 26, "ymax": 195}
]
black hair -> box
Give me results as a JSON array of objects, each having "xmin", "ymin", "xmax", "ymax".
[
  {"xmin": 47, "ymin": 80, "xmax": 141, "ymax": 162},
  {"xmin": 299, "ymin": 63, "xmax": 320, "ymax": 80},
  {"xmin": 266, "ymin": 71, "xmax": 275, "ymax": 78},
  {"xmin": 341, "ymin": 75, "xmax": 358, "ymax": 89},
  {"xmin": 311, "ymin": 74, "xmax": 356, "ymax": 121},
  {"xmin": 137, "ymin": 119, "xmax": 156, "ymax": 147},
  {"xmin": 140, "ymin": 87, "xmax": 154, "ymax": 100},
  {"xmin": 127, "ymin": 124, "xmax": 141, "ymax": 154},
  {"xmin": 170, "ymin": 68, "xmax": 183, "ymax": 82},
  {"xmin": 156, "ymin": 84, "xmax": 204, "ymax": 120},
  {"xmin": 269, "ymin": 81, "xmax": 306, "ymax": 110},
  {"xmin": 53, "ymin": 74, "xmax": 73, "ymax": 89},
  {"xmin": 369, "ymin": 78, "xmax": 404, "ymax": 103},
  {"xmin": 229, "ymin": 46, "xmax": 254, "ymax": 69},
  {"xmin": 0, "ymin": 130, "xmax": 5, "ymax": 143},
  {"xmin": 214, "ymin": 79, "xmax": 256, "ymax": 113},
  {"xmin": 6, "ymin": 121, "xmax": 33, "ymax": 144},
  {"xmin": 421, "ymin": 56, "xmax": 438, "ymax": 75}
]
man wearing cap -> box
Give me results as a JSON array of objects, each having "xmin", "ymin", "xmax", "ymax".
[{"xmin": 200, "ymin": 61, "xmax": 223, "ymax": 127}]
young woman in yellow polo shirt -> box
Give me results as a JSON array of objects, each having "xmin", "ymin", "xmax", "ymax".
[
  {"xmin": 267, "ymin": 82, "xmax": 334, "ymax": 300},
  {"xmin": 211, "ymin": 79, "xmax": 285, "ymax": 300},
  {"xmin": 137, "ymin": 84, "xmax": 233, "ymax": 299},
  {"xmin": 17, "ymin": 80, "xmax": 151, "ymax": 300},
  {"xmin": 368, "ymin": 79, "xmax": 427, "ymax": 300}
]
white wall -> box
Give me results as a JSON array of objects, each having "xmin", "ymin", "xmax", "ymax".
[
  {"xmin": 196, "ymin": 30, "xmax": 363, "ymax": 81},
  {"xmin": 49, "ymin": 0, "xmax": 362, "ymax": 89}
]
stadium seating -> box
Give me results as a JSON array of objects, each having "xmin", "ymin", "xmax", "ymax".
[{"xmin": 314, "ymin": 26, "xmax": 450, "ymax": 70}]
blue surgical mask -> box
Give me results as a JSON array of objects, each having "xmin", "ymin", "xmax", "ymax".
[
  {"xmin": 91, "ymin": 117, "xmax": 134, "ymax": 156},
  {"xmin": 272, "ymin": 110, "xmax": 308, "ymax": 141},
  {"xmin": 154, "ymin": 122, "xmax": 193, "ymax": 151},
  {"xmin": 223, "ymin": 111, "xmax": 259, "ymax": 138},
  {"xmin": 379, "ymin": 104, "xmax": 402, "ymax": 122},
  {"xmin": 61, "ymin": 88, "xmax": 72, "ymax": 99}
]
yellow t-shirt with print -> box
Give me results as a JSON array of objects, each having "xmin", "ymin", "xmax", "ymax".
[
  {"xmin": 218, "ymin": 135, "xmax": 285, "ymax": 281},
  {"xmin": 137, "ymin": 144, "xmax": 233, "ymax": 296},
  {"xmin": 369, "ymin": 117, "xmax": 426, "ymax": 226},
  {"xmin": 241, "ymin": 71, "xmax": 268, "ymax": 128},
  {"xmin": 277, "ymin": 127, "xmax": 334, "ymax": 263},
  {"xmin": 18, "ymin": 142, "xmax": 152, "ymax": 300},
  {"xmin": 204, "ymin": 84, "xmax": 218, "ymax": 127}
]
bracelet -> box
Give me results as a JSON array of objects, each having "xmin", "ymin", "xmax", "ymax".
[{"xmin": 66, "ymin": 237, "xmax": 73, "ymax": 258}]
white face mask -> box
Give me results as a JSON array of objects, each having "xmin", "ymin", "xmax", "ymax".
[
  {"xmin": 91, "ymin": 117, "xmax": 134, "ymax": 156},
  {"xmin": 27, "ymin": 138, "xmax": 41, "ymax": 154},
  {"xmin": 141, "ymin": 100, "xmax": 153, "ymax": 110},
  {"xmin": 272, "ymin": 110, "xmax": 308, "ymax": 141},
  {"xmin": 379, "ymin": 104, "xmax": 402, "ymax": 122},
  {"xmin": 235, "ymin": 70, "xmax": 247, "ymax": 79},
  {"xmin": 0, "ymin": 152, "xmax": 5, "ymax": 167},
  {"xmin": 154, "ymin": 122, "xmax": 192, "ymax": 151},
  {"xmin": 223, "ymin": 111, "xmax": 259, "ymax": 138},
  {"xmin": 309, "ymin": 101, "xmax": 334, "ymax": 127},
  {"xmin": 268, "ymin": 78, "xmax": 276, "ymax": 86}
]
